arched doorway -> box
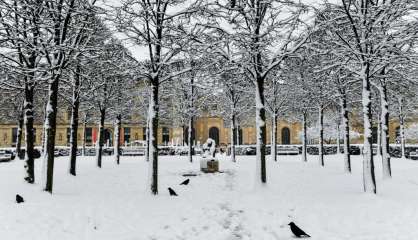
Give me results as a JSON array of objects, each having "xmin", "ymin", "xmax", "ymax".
[
  {"xmin": 281, "ymin": 127, "xmax": 290, "ymax": 145},
  {"xmin": 209, "ymin": 127, "xmax": 220, "ymax": 145},
  {"xmin": 104, "ymin": 129, "xmax": 113, "ymax": 146}
]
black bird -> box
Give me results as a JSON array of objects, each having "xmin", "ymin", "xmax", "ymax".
[
  {"xmin": 180, "ymin": 179, "xmax": 190, "ymax": 185},
  {"xmin": 288, "ymin": 222, "xmax": 310, "ymax": 238},
  {"xmin": 16, "ymin": 194, "xmax": 24, "ymax": 203},
  {"xmin": 168, "ymin": 187, "xmax": 178, "ymax": 196}
]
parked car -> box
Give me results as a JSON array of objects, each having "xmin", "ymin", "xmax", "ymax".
[
  {"xmin": 0, "ymin": 149, "xmax": 15, "ymax": 162},
  {"xmin": 158, "ymin": 146, "xmax": 175, "ymax": 155},
  {"xmin": 276, "ymin": 146, "xmax": 299, "ymax": 155},
  {"xmin": 409, "ymin": 150, "xmax": 418, "ymax": 160},
  {"xmin": 244, "ymin": 146, "xmax": 256, "ymax": 155},
  {"xmin": 18, "ymin": 149, "xmax": 41, "ymax": 159},
  {"xmin": 175, "ymin": 146, "xmax": 189, "ymax": 155},
  {"xmin": 122, "ymin": 140, "xmax": 146, "ymax": 156}
]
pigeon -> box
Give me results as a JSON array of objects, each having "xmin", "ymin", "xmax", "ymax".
[
  {"xmin": 16, "ymin": 194, "xmax": 24, "ymax": 204},
  {"xmin": 168, "ymin": 187, "xmax": 178, "ymax": 196},
  {"xmin": 180, "ymin": 179, "xmax": 190, "ymax": 185},
  {"xmin": 288, "ymin": 222, "xmax": 310, "ymax": 238}
]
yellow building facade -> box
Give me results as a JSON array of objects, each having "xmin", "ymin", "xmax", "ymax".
[{"xmin": 0, "ymin": 114, "xmax": 413, "ymax": 148}]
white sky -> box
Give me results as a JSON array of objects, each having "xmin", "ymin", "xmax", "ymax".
[{"xmin": 98, "ymin": 0, "xmax": 337, "ymax": 62}]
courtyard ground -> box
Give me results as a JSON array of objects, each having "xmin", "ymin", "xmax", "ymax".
[{"xmin": 1, "ymin": 154, "xmax": 418, "ymax": 240}]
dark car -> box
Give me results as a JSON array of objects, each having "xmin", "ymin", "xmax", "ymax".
[
  {"xmin": 244, "ymin": 146, "xmax": 256, "ymax": 155},
  {"xmin": 18, "ymin": 149, "xmax": 41, "ymax": 159}
]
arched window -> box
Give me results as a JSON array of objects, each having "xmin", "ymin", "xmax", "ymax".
[
  {"xmin": 162, "ymin": 127, "xmax": 170, "ymax": 144},
  {"xmin": 67, "ymin": 128, "xmax": 71, "ymax": 145},
  {"xmin": 12, "ymin": 128, "xmax": 17, "ymax": 144},
  {"xmin": 281, "ymin": 127, "xmax": 291, "ymax": 145},
  {"xmin": 209, "ymin": 127, "xmax": 220, "ymax": 145}
]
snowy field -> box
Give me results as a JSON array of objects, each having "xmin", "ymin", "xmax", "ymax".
[{"xmin": 1, "ymin": 154, "xmax": 418, "ymax": 240}]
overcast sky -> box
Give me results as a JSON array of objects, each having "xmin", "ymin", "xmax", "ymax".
[{"xmin": 99, "ymin": 0, "xmax": 334, "ymax": 62}]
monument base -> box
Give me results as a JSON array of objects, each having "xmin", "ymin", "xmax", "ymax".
[{"xmin": 200, "ymin": 158, "xmax": 219, "ymax": 173}]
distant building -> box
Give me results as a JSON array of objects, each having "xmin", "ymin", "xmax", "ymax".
[{"xmin": 0, "ymin": 107, "xmax": 413, "ymax": 148}]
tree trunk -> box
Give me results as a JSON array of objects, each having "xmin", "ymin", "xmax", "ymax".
[
  {"xmin": 361, "ymin": 64, "xmax": 376, "ymax": 194},
  {"xmin": 271, "ymin": 114, "xmax": 277, "ymax": 162},
  {"xmin": 82, "ymin": 113, "xmax": 87, "ymax": 156},
  {"xmin": 16, "ymin": 106, "xmax": 24, "ymax": 159},
  {"xmin": 398, "ymin": 97, "xmax": 406, "ymax": 159},
  {"xmin": 69, "ymin": 67, "xmax": 80, "ymax": 176},
  {"xmin": 255, "ymin": 76, "xmax": 267, "ymax": 184},
  {"xmin": 318, "ymin": 105, "xmax": 324, "ymax": 166},
  {"xmin": 148, "ymin": 82, "xmax": 159, "ymax": 195},
  {"xmin": 145, "ymin": 116, "xmax": 150, "ymax": 162},
  {"xmin": 23, "ymin": 84, "xmax": 35, "ymax": 183},
  {"xmin": 114, "ymin": 114, "xmax": 121, "ymax": 165},
  {"xmin": 302, "ymin": 112, "xmax": 308, "ymax": 162},
  {"xmin": 41, "ymin": 102, "xmax": 47, "ymax": 154},
  {"xmin": 236, "ymin": 122, "xmax": 240, "ymax": 146},
  {"xmin": 379, "ymin": 83, "xmax": 391, "ymax": 178},
  {"xmin": 188, "ymin": 116, "xmax": 193, "ymax": 162},
  {"xmin": 230, "ymin": 112, "xmax": 236, "ymax": 162},
  {"xmin": 42, "ymin": 75, "xmax": 60, "ymax": 193},
  {"xmin": 96, "ymin": 109, "xmax": 105, "ymax": 168},
  {"xmin": 377, "ymin": 115, "xmax": 382, "ymax": 156},
  {"xmin": 341, "ymin": 96, "xmax": 351, "ymax": 173},
  {"xmin": 336, "ymin": 122, "xmax": 341, "ymax": 154}
]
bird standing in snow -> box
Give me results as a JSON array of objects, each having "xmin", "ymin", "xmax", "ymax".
[
  {"xmin": 180, "ymin": 179, "xmax": 190, "ymax": 185},
  {"xmin": 16, "ymin": 194, "xmax": 24, "ymax": 203},
  {"xmin": 168, "ymin": 187, "xmax": 178, "ymax": 196},
  {"xmin": 288, "ymin": 222, "xmax": 310, "ymax": 238}
]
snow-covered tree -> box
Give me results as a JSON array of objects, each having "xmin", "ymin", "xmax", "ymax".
[
  {"xmin": 207, "ymin": 0, "xmax": 312, "ymax": 185},
  {"xmin": 113, "ymin": 0, "xmax": 206, "ymax": 194},
  {"xmin": 319, "ymin": 0, "xmax": 418, "ymax": 193}
]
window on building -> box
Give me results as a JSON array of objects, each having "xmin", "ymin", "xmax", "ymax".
[
  {"xmin": 67, "ymin": 128, "xmax": 71, "ymax": 144},
  {"xmin": 142, "ymin": 127, "xmax": 147, "ymax": 140},
  {"xmin": 85, "ymin": 128, "xmax": 92, "ymax": 144},
  {"xmin": 12, "ymin": 128, "xmax": 18, "ymax": 143},
  {"xmin": 162, "ymin": 127, "xmax": 170, "ymax": 144},
  {"xmin": 238, "ymin": 128, "xmax": 243, "ymax": 145},
  {"xmin": 124, "ymin": 127, "xmax": 131, "ymax": 143}
]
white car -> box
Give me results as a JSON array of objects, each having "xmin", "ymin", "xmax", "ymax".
[
  {"xmin": 122, "ymin": 141, "xmax": 147, "ymax": 156},
  {"xmin": 276, "ymin": 146, "xmax": 300, "ymax": 155},
  {"xmin": 0, "ymin": 150, "xmax": 14, "ymax": 162},
  {"xmin": 409, "ymin": 151, "xmax": 418, "ymax": 160}
]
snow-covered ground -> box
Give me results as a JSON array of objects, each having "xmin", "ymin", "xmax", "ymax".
[{"xmin": 1, "ymin": 154, "xmax": 418, "ymax": 240}]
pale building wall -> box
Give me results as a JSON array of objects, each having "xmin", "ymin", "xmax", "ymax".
[{"xmin": 1, "ymin": 116, "xmax": 417, "ymax": 148}]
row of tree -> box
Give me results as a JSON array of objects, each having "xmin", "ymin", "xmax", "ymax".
[{"xmin": 0, "ymin": 0, "xmax": 417, "ymax": 196}]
